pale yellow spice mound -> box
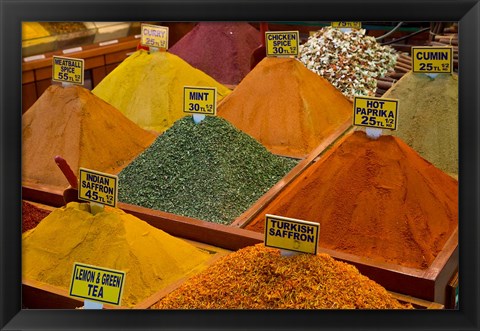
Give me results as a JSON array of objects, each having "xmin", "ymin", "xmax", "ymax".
[
  {"xmin": 22, "ymin": 22, "xmax": 51, "ymax": 40},
  {"xmin": 22, "ymin": 85, "xmax": 157, "ymax": 189},
  {"xmin": 92, "ymin": 50, "xmax": 232, "ymax": 132},
  {"xmin": 154, "ymin": 244, "xmax": 412, "ymax": 309},
  {"xmin": 382, "ymin": 72, "xmax": 458, "ymax": 175},
  {"xmin": 22, "ymin": 202, "xmax": 212, "ymax": 308}
]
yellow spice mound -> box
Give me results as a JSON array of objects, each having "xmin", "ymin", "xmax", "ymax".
[
  {"xmin": 93, "ymin": 50, "xmax": 232, "ymax": 132},
  {"xmin": 22, "ymin": 202, "xmax": 212, "ymax": 308},
  {"xmin": 22, "ymin": 85, "xmax": 157, "ymax": 189},
  {"xmin": 22, "ymin": 22, "xmax": 51, "ymax": 40}
]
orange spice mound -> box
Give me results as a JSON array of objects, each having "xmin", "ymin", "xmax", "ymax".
[
  {"xmin": 245, "ymin": 131, "xmax": 458, "ymax": 269},
  {"xmin": 217, "ymin": 57, "xmax": 353, "ymax": 159},
  {"xmin": 22, "ymin": 85, "xmax": 158, "ymax": 189}
]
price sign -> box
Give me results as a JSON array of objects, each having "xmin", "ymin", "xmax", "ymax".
[
  {"xmin": 70, "ymin": 263, "xmax": 125, "ymax": 306},
  {"xmin": 52, "ymin": 56, "xmax": 84, "ymax": 85},
  {"xmin": 411, "ymin": 46, "xmax": 453, "ymax": 74},
  {"xmin": 353, "ymin": 96, "xmax": 399, "ymax": 130},
  {"xmin": 183, "ymin": 86, "xmax": 217, "ymax": 115},
  {"xmin": 265, "ymin": 31, "xmax": 299, "ymax": 57},
  {"xmin": 331, "ymin": 22, "xmax": 362, "ymax": 29},
  {"xmin": 264, "ymin": 214, "xmax": 320, "ymax": 255},
  {"xmin": 78, "ymin": 168, "xmax": 118, "ymax": 208},
  {"xmin": 141, "ymin": 24, "xmax": 169, "ymax": 49}
]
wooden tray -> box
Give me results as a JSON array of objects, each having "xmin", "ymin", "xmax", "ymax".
[
  {"xmin": 22, "ymin": 241, "xmax": 229, "ymax": 309},
  {"xmin": 311, "ymin": 230, "xmax": 458, "ymax": 306},
  {"xmin": 22, "ymin": 277, "xmax": 443, "ymax": 310}
]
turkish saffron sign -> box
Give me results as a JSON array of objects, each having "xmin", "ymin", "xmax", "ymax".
[{"xmin": 264, "ymin": 214, "xmax": 319, "ymax": 254}]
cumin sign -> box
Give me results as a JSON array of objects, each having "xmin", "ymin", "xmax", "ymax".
[{"xmin": 264, "ymin": 214, "xmax": 319, "ymax": 255}]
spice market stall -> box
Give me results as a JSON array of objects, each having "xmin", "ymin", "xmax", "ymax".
[{"xmin": 238, "ymin": 131, "xmax": 458, "ymax": 306}]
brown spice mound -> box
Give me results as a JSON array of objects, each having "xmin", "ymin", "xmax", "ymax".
[
  {"xmin": 218, "ymin": 57, "xmax": 353, "ymax": 159},
  {"xmin": 22, "ymin": 85, "xmax": 157, "ymax": 189},
  {"xmin": 383, "ymin": 72, "xmax": 458, "ymax": 175},
  {"xmin": 153, "ymin": 244, "xmax": 412, "ymax": 309},
  {"xmin": 245, "ymin": 131, "xmax": 458, "ymax": 269},
  {"xmin": 22, "ymin": 201, "xmax": 51, "ymax": 233}
]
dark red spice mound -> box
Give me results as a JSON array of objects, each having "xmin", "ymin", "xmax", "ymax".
[
  {"xmin": 22, "ymin": 201, "xmax": 51, "ymax": 233},
  {"xmin": 169, "ymin": 22, "xmax": 261, "ymax": 85}
]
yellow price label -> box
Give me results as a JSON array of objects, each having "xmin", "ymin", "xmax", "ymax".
[
  {"xmin": 411, "ymin": 46, "xmax": 453, "ymax": 73},
  {"xmin": 353, "ymin": 96, "xmax": 399, "ymax": 130},
  {"xmin": 265, "ymin": 31, "xmax": 299, "ymax": 57},
  {"xmin": 331, "ymin": 22, "xmax": 362, "ymax": 29},
  {"xmin": 141, "ymin": 23, "xmax": 169, "ymax": 49},
  {"xmin": 78, "ymin": 168, "xmax": 118, "ymax": 207},
  {"xmin": 264, "ymin": 214, "xmax": 319, "ymax": 255},
  {"xmin": 69, "ymin": 263, "xmax": 125, "ymax": 306},
  {"xmin": 52, "ymin": 56, "xmax": 84, "ymax": 85},
  {"xmin": 183, "ymin": 86, "xmax": 217, "ymax": 115}
]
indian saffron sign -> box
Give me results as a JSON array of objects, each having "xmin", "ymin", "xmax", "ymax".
[
  {"xmin": 264, "ymin": 214, "xmax": 320, "ymax": 254},
  {"xmin": 69, "ymin": 263, "xmax": 125, "ymax": 306},
  {"xmin": 78, "ymin": 168, "xmax": 118, "ymax": 207}
]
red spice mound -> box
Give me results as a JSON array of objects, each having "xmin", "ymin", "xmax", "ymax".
[
  {"xmin": 217, "ymin": 57, "xmax": 353, "ymax": 159},
  {"xmin": 169, "ymin": 22, "xmax": 261, "ymax": 85},
  {"xmin": 245, "ymin": 131, "xmax": 458, "ymax": 269},
  {"xmin": 22, "ymin": 201, "xmax": 51, "ymax": 233}
]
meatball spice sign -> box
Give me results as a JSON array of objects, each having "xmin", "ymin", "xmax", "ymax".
[
  {"xmin": 264, "ymin": 214, "xmax": 320, "ymax": 255},
  {"xmin": 78, "ymin": 168, "xmax": 118, "ymax": 208},
  {"xmin": 411, "ymin": 46, "xmax": 453, "ymax": 73},
  {"xmin": 265, "ymin": 31, "xmax": 299, "ymax": 57},
  {"xmin": 141, "ymin": 23, "xmax": 169, "ymax": 50},
  {"xmin": 70, "ymin": 263, "xmax": 125, "ymax": 307},
  {"xmin": 52, "ymin": 56, "xmax": 84, "ymax": 85},
  {"xmin": 353, "ymin": 96, "xmax": 399, "ymax": 132}
]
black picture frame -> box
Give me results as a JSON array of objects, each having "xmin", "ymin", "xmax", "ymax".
[{"xmin": 1, "ymin": 0, "xmax": 479, "ymax": 330}]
